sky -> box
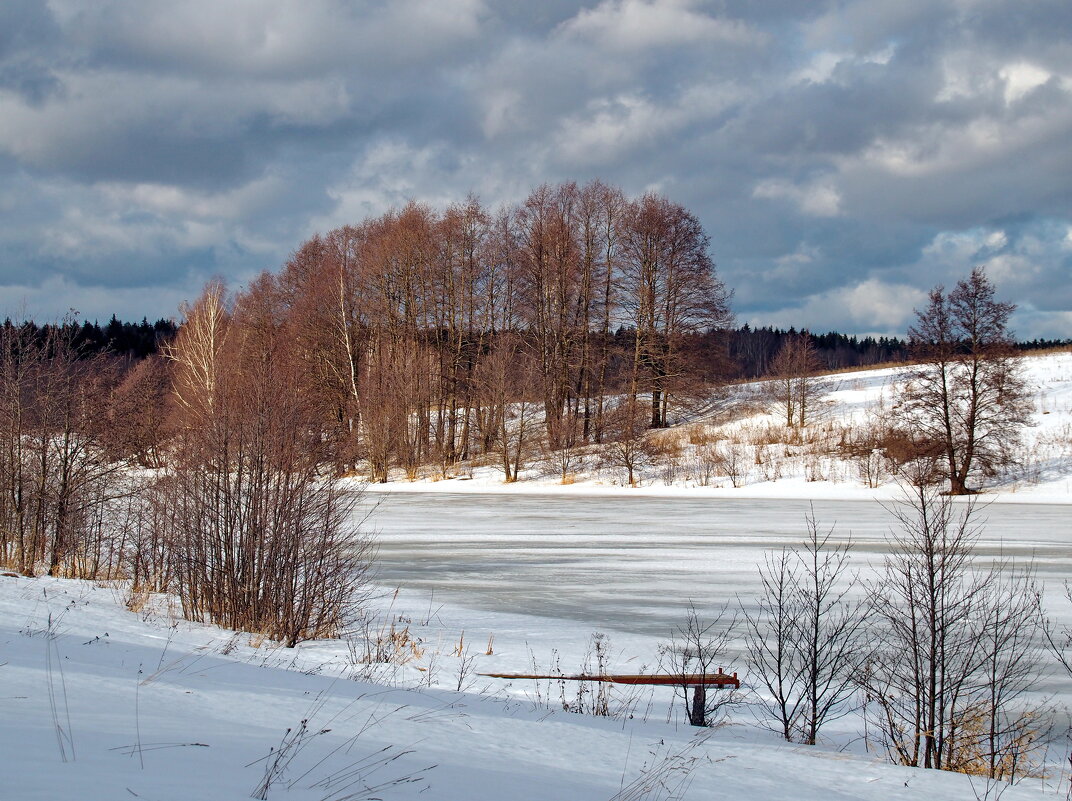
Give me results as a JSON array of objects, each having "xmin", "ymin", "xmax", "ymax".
[{"xmin": 1, "ymin": 0, "xmax": 1070, "ymax": 339}]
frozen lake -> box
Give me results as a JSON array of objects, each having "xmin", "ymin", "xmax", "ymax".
[{"xmin": 362, "ymin": 491, "xmax": 1072, "ymax": 639}]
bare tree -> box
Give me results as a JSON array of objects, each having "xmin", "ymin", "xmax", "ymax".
[
  {"xmin": 860, "ymin": 484, "xmax": 1048, "ymax": 777},
  {"xmin": 744, "ymin": 512, "xmax": 864, "ymax": 744},
  {"xmin": 164, "ymin": 279, "xmax": 230, "ymax": 430},
  {"xmin": 620, "ymin": 194, "xmax": 733, "ymax": 429},
  {"xmin": 162, "ymin": 276, "xmax": 375, "ymax": 645},
  {"xmin": 515, "ymin": 183, "xmax": 584, "ymax": 448},
  {"xmin": 474, "ymin": 335, "xmax": 539, "ymax": 482},
  {"xmin": 897, "ymin": 268, "xmax": 1031, "ymax": 495},
  {"xmin": 765, "ymin": 332, "xmax": 827, "ymax": 428}
]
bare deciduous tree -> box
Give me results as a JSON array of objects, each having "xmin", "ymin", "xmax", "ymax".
[
  {"xmin": 474, "ymin": 335, "xmax": 539, "ymax": 483},
  {"xmin": 897, "ymin": 268, "xmax": 1031, "ymax": 495},
  {"xmin": 661, "ymin": 604, "xmax": 740, "ymax": 727},
  {"xmin": 620, "ymin": 194, "xmax": 733, "ymax": 429},
  {"xmin": 744, "ymin": 512, "xmax": 864, "ymax": 744},
  {"xmin": 860, "ymin": 484, "xmax": 1048, "ymax": 778}
]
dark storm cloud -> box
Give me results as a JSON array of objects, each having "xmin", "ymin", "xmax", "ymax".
[{"xmin": 0, "ymin": 0, "xmax": 1069, "ymax": 338}]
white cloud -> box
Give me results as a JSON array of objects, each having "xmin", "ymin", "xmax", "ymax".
[
  {"xmin": 97, "ymin": 176, "xmax": 285, "ymax": 222},
  {"xmin": 13, "ymin": 173, "xmax": 281, "ymax": 266},
  {"xmin": 558, "ymin": 0, "xmax": 763, "ymax": 51},
  {"xmin": 51, "ymin": 0, "xmax": 487, "ymax": 77},
  {"xmin": 753, "ymin": 178, "xmax": 842, "ymax": 217},
  {"xmin": 550, "ymin": 83, "xmax": 742, "ymax": 166},
  {"xmin": 311, "ymin": 140, "xmax": 529, "ymax": 234},
  {"xmin": 757, "ymin": 279, "xmax": 927, "ymax": 335},
  {"xmin": 920, "ymin": 226, "xmax": 1014, "ymax": 268},
  {"xmin": 791, "ymin": 45, "xmax": 895, "ymax": 86},
  {"xmin": 838, "ymin": 279, "xmax": 928, "ymax": 329},
  {"xmin": 1000, "ymin": 62, "xmax": 1054, "ymax": 104}
]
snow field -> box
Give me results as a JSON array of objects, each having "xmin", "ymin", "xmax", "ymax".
[{"xmin": 0, "ymin": 575, "xmax": 1055, "ymax": 800}]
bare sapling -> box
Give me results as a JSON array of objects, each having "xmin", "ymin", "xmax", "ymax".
[
  {"xmin": 860, "ymin": 483, "xmax": 1050, "ymax": 778},
  {"xmin": 744, "ymin": 511, "xmax": 865, "ymax": 744}
]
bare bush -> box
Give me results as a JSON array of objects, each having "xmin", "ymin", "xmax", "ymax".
[
  {"xmin": 603, "ymin": 396, "xmax": 658, "ymax": 486},
  {"xmin": 162, "ymin": 279, "xmax": 375, "ymax": 647},
  {"xmin": 714, "ymin": 441, "xmax": 749, "ymax": 488},
  {"xmin": 690, "ymin": 443, "xmax": 721, "ymax": 486}
]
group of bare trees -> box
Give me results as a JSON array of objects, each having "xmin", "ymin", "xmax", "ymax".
[
  {"xmin": 278, "ymin": 181, "xmax": 732, "ymax": 482},
  {"xmin": 0, "ymin": 180, "xmax": 730, "ymax": 640},
  {"xmin": 744, "ymin": 269, "xmax": 1042, "ymax": 776},
  {"xmin": 0, "ymin": 291, "xmax": 374, "ymax": 646},
  {"xmin": 756, "ymin": 268, "xmax": 1031, "ymax": 497},
  {"xmin": 735, "ymin": 487, "xmax": 1047, "ymax": 782},
  {"xmin": 0, "ymin": 322, "xmax": 148, "ymax": 578},
  {"xmin": 159, "ymin": 280, "xmax": 374, "ymax": 645},
  {"xmin": 860, "ymin": 485, "xmax": 1046, "ymax": 778},
  {"xmin": 764, "ymin": 332, "xmax": 827, "ymax": 429}
]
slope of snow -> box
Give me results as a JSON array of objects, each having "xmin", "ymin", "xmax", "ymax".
[
  {"xmin": 360, "ymin": 350, "xmax": 1072, "ymax": 504},
  {"xmin": 0, "ymin": 575, "xmax": 1054, "ymax": 800}
]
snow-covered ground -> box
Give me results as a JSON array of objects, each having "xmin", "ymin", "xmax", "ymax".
[
  {"xmin": 361, "ymin": 349, "xmax": 1072, "ymax": 504},
  {"xmin": 0, "ymin": 575, "xmax": 1057, "ymax": 800}
]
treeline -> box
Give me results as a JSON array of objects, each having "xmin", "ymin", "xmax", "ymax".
[
  {"xmin": 28, "ymin": 312, "xmax": 1061, "ymax": 389},
  {"xmin": 1017, "ymin": 336, "xmax": 1072, "ymax": 351},
  {"xmin": 1, "ymin": 316, "xmax": 177, "ymax": 360},
  {"xmin": 724, "ymin": 326, "xmax": 909, "ymax": 378}
]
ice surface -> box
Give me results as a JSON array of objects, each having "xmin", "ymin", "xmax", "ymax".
[{"xmin": 364, "ymin": 493, "xmax": 1072, "ymax": 639}]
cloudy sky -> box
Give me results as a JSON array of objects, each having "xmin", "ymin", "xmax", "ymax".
[{"xmin": 1, "ymin": 0, "xmax": 1070, "ymax": 338}]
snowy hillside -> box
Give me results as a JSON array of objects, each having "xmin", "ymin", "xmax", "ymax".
[
  {"xmin": 362, "ymin": 349, "xmax": 1072, "ymax": 504},
  {"xmin": 0, "ymin": 575, "xmax": 1053, "ymax": 800}
]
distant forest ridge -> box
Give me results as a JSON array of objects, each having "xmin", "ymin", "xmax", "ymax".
[
  {"xmin": 2, "ymin": 316, "xmax": 1068, "ymax": 379},
  {"xmin": 1, "ymin": 316, "xmax": 177, "ymax": 360}
]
